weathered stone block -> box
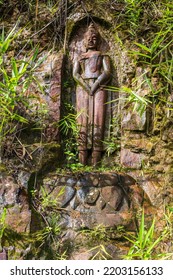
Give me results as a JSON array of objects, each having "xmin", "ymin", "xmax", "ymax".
[
  {"xmin": 6, "ymin": 205, "xmax": 31, "ymax": 233},
  {"xmin": 98, "ymin": 173, "xmax": 119, "ymax": 187},
  {"xmin": 124, "ymin": 138, "xmax": 153, "ymax": 153},
  {"xmin": 101, "ymin": 186, "xmax": 123, "ymax": 210},
  {"xmin": 140, "ymin": 178, "xmax": 163, "ymax": 207},
  {"xmin": 61, "ymin": 186, "xmax": 76, "ymax": 207},
  {"xmin": 120, "ymin": 148, "xmax": 144, "ymax": 169},
  {"xmin": 0, "ymin": 249, "xmax": 7, "ymax": 260},
  {"xmin": 85, "ymin": 187, "xmax": 100, "ymax": 205},
  {"xmin": 0, "ymin": 174, "xmax": 31, "ymax": 233},
  {"xmin": 122, "ymin": 110, "xmax": 147, "ymax": 131}
]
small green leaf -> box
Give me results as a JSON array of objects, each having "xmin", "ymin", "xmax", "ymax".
[{"xmin": 135, "ymin": 43, "xmax": 151, "ymax": 53}]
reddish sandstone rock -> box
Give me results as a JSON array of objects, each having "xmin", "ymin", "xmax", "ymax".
[
  {"xmin": 120, "ymin": 148, "xmax": 145, "ymax": 169},
  {"xmin": 140, "ymin": 178, "xmax": 163, "ymax": 207},
  {"xmin": 0, "ymin": 174, "xmax": 31, "ymax": 233}
]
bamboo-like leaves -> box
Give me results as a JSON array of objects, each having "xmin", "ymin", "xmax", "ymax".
[
  {"xmin": 107, "ymin": 85, "xmax": 151, "ymax": 117},
  {"xmin": 0, "ymin": 208, "xmax": 7, "ymax": 251},
  {"xmin": 0, "ymin": 23, "xmax": 20, "ymax": 55},
  {"xmin": 0, "ymin": 25, "xmax": 46, "ymax": 145},
  {"xmin": 124, "ymin": 209, "xmax": 168, "ymax": 260}
]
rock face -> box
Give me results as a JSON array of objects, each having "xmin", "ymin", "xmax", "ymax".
[
  {"xmin": 46, "ymin": 52, "xmax": 64, "ymax": 142},
  {"xmin": 1, "ymin": 0, "xmax": 172, "ymax": 260},
  {"xmin": 0, "ymin": 249, "xmax": 7, "ymax": 260},
  {"xmin": 41, "ymin": 172, "xmax": 143, "ymax": 230},
  {"xmin": 0, "ymin": 171, "xmax": 31, "ymax": 233}
]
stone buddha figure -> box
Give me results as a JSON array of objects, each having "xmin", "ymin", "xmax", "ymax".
[{"xmin": 73, "ymin": 23, "xmax": 111, "ymax": 165}]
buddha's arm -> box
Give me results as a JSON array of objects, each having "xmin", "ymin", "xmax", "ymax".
[
  {"xmin": 91, "ymin": 55, "xmax": 111, "ymax": 95},
  {"xmin": 73, "ymin": 60, "xmax": 90, "ymax": 93}
]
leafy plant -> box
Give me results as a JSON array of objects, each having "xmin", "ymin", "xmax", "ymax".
[
  {"xmin": 39, "ymin": 186, "xmax": 65, "ymax": 211},
  {"xmin": 0, "ymin": 208, "xmax": 6, "ymax": 251},
  {"xmin": 128, "ymin": 5, "xmax": 173, "ymax": 101},
  {"xmin": 124, "ymin": 210, "xmax": 168, "ymax": 260},
  {"xmin": 28, "ymin": 186, "xmax": 67, "ymax": 259},
  {"xmin": 81, "ymin": 224, "xmax": 109, "ymax": 243},
  {"xmin": 0, "ymin": 25, "xmax": 27, "ymax": 144},
  {"xmin": 58, "ymin": 103, "xmax": 81, "ymax": 166},
  {"xmin": 58, "ymin": 106, "xmax": 78, "ymax": 137},
  {"xmin": 88, "ymin": 244, "xmax": 111, "ymax": 260},
  {"xmin": 103, "ymin": 116, "xmax": 120, "ymax": 157},
  {"xmin": 130, "ymin": 28, "xmax": 173, "ymax": 78},
  {"xmin": 124, "ymin": 0, "xmax": 146, "ymax": 35},
  {"xmin": 46, "ymin": 0, "xmax": 60, "ymax": 15},
  {"xmin": 80, "ymin": 225, "xmax": 112, "ymax": 260},
  {"xmin": 107, "ymin": 85, "xmax": 151, "ymax": 117},
  {"xmin": 0, "ymin": 24, "xmax": 48, "ymax": 161}
]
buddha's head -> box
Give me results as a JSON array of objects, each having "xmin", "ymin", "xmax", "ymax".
[{"xmin": 84, "ymin": 23, "xmax": 100, "ymax": 51}]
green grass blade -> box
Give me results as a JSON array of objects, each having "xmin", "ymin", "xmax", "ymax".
[
  {"xmin": 134, "ymin": 43, "xmax": 151, "ymax": 53},
  {"xmin": 139, "ymin": 209, "xmax": 145, "ymax": 248}
]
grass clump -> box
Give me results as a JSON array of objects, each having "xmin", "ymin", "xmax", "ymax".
[{"xmin": 124, "ymin": 209, "xmax": 173, "ymax": 260}]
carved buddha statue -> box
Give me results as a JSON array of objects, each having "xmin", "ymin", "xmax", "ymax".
[{"xmin": 73, "ymin": 23, "xmax": 111, "ymax": 165}]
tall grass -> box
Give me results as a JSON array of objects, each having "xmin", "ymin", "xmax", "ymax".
[
  {"xmin": 0, "ymin": 208, "xmax": 6, "ymax": 252},
  {"xmin": 0, "ymin": 24, "xmax": 45, "ymax": 161},
  {"xmin": 124, "ymin": 210, "xmax": 169, "ymax": 260}
]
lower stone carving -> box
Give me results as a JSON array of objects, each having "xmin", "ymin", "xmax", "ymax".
[{"xmin": 41, "ymin": 172, "xmax": 143, "ymax": 230}]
